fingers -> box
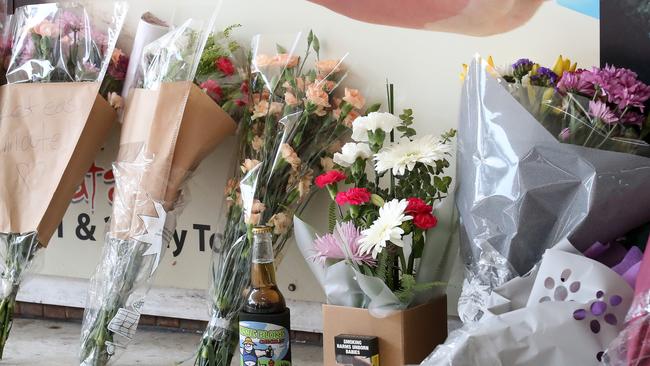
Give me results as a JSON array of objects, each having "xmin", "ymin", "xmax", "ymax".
[{"xmin": 308, "ymin": 0, "xmax": 546, "ymax": 36}]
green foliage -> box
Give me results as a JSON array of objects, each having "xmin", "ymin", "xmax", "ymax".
[
  {"xmin": 394, "ymin": 275, "xmax": 445, "ymax": 303},
  {"xmin": 366, "ymin": 103, "xmax": 382, "ymax": 114},
  {"xmin": 307, "ymin": 30, "xmax": 320, "ymax": 58},
  {"xmin": 196, "ymin": 24, "xmax": 241, "ymax": 78},
  {"xmin": 397, "ymin": 108, "xmax": 417, "ymax": 138}
]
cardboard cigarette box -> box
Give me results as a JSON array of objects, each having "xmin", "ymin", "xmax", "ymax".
[
  {"xmin": 334, "ymin": 334, "xmax": 379, "ymax": 365},
  {"xmin": 323, "ymin": 295, "xmax": 447, "ymax": 366}
]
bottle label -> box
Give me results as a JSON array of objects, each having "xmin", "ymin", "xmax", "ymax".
[{"xmin": 239, "ymin": 320, "xmax": 291, "ymax": 366}]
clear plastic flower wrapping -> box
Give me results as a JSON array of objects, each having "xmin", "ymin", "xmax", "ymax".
[
  {"xmin": 79, "ymin": 9, "xmax": 224, "ymax": 365},
  {"xmin": 6, "ymin": 0, "xmax": 127, "ymax": 84},
  {"xmin": 195, "ymin": 31, "xmax": 365, "ymax": 365}
]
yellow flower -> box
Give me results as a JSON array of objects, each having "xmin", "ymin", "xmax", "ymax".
[
  {"xmin": 461, "ymin": 56, "xmax": 494, "ymax": 81},
  {"xmin": 487, "ymin": 56, "xmax": 495, "ymax": 69},
  {"xmin": 460, "ymin": 64, "xmax": 468, "ymax": 81},
  {"xmin": 551, "ymin": 55, "xmax": 577, "ymax": 77}
]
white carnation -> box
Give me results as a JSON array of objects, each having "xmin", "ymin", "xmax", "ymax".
[
  {"xmin": 351, "ymin": 112, "xmax": 401, "ymax": 142},
  {"xmin": 333, "ymin": 142, "xmax": 372, "ymax": 168}
]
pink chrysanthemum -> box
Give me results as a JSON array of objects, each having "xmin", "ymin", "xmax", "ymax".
[
  {"xmin": 582, "ymin": 66, "xmax": 650, "ymax": 112},
  {"xmin": 589, "ymin": 100, "xmax": 618, "ymax": 124},
  {"xmin": 557, "ymin": 71, "xmax": 593, "ymax": 95},
  {"xmin": 310, "ymin": 221, "xmax": 376, "ymax": 267}
]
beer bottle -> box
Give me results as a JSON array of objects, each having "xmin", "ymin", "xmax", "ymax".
[{"xmin": 239, "ymin": 226, "xmax": 292, "ymax": 366}]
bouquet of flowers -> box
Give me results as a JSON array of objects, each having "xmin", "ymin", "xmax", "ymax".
[
  {"xmin": 100, "ymin": 47, "xmax": 129, "ymax": 109},
  {"xmin": 0, "ymin": 1, "xmax": 126, "ymax": 358},
  {"xmin": 79, "ymin": 20, "xmax": 241, "ymax": 366},
  {"xmin": 455, "ymin": 57, "xmax": 650, "ymax": 324},
  {"xmin": 294, "ymin": 84, "xmax": 456, "ymax": 314},
  {"xmin": 193, "ymin": 31, "xmax": 376, "ymax": 366},
  {"xmin": 424, "ymin": 57, "xmax": 650, "ymax": 365},
  {"xmin": 488, "ymin": 56, "xmax": 650, "ymax": 155}
]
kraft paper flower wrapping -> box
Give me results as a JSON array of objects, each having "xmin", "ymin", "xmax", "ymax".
[
  {"xmin": 80, "ymin": 18, "xmax": 237, "ymax": 366},
  {"xmin": 423, "ymin": 240, "xmax": 634, "ymax": 366},
  {"xmin": 455, "ymin": 58, "xmax": 650, "ymax": 324},
  {"xmin": 0, "ymin": 1, "xmax": 125, "ymax": 358}
]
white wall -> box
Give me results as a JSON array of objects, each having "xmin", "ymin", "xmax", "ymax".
[{"xmin": 33, "ymin": 0, "xmax": 599, "ymax": 316}]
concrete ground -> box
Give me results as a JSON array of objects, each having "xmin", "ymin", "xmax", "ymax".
[{"xmin": 3, "ymin": 318, "xmax": 322, "ymax": 365}]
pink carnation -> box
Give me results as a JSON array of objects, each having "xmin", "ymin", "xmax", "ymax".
[
  {"xmin": 315, "ymin": 170, "xmax": 346, "ymax": 188},
  {"xmin": 335, "ymin": 188, "xmax": 371, "ymax": 206}
]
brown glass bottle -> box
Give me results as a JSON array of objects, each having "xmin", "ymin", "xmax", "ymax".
[
  {"xmin": 243, "ymin": 226, "xmax": 287, "ymax": 314},
  {"xmin": 239, "ymin": 226, "xmax": 292, "ymax": 365}
]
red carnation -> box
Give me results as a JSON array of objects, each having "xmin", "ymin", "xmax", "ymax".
[
  {"xmin": 200, "ymin": 79, "xmax": 223, "ymax": 102},
  {"xmin": 215, "ymin": 56, "xmax": 235, "ymax": 76},
  {"xmin": 315, "ymin": 170, "xmax": 346, "ymax": 188},
  {"xmin": 336, "ymin": 188, "xmax": 371, "ymax": 206},
  {"xmin": 414, "ymin": 213, "xmax": 438, "ymax": 230},
  {"xmin": 407, "ymin": 197, "xmax": 432, "ymax": 215}
]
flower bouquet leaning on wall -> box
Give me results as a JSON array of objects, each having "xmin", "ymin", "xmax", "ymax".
[
  {"xmin": 295, "ymin": 84, "xmax": 456, "ymax": 314},
  {"xmin": 457, "ymin": 56, "xmax": 650, "ymax": 323},
  {"xmin": 294, "ymin": 85, "xmax": 456, "ymax": 365},
  {"xmin": 193, "ymin": 31, "xmax": 376, "ymax": 366},
  {"xmin": 0, "ymin": 1, "xmax": 126, "ymax": 358},
  {"xmin": 424, "ymin": 56, "xmax": 650, "ymax": 366},
  {"xmin": 79, "ymin": 19, "xmax": 245, "ymax": 366}
]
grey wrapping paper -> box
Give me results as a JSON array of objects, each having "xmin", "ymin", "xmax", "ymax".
[{"xmin": 457, "ymin": 58, "xmax": 650, "ymax": 322}]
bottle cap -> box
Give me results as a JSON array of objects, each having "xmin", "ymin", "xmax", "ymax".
[{"xmin": 252, "ymin": 226, "xmax": 273, "ymax": 234}]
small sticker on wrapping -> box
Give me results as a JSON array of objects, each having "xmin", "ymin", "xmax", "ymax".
[
  {"xmin": 107, "ymin": 308, "xmax": 141, "ymax": 340},
  {"xmin": 132, "ymin": 201, "xmax": 167, "ymax": 275}
]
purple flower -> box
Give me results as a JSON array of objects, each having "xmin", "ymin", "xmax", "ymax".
[
  {"xmin": 530, "ymin": 67, "xmax": 558, "ymax": 87},
  {"xmin": 59, "ymin": 10, "xmax": 84, "ymax": 34},
  {"xmin": 512, "ymin": 58, "xmax": 534, "ymax": 81},
  {"xmin": 559, "ymin": 127, "xmax": 571, "ymax": 141},
  {"xmin": 310, "ymin": 221, "xmax": 376, "ymax": 267},
  {"xmin": 621, "ymin": 111, "xmax": 645, "ymax": 126},
  {"xmin": 557, "ymin": 71, "xmax": 593, "ymax": 95},
  {"xmin": 582, "ymin": 65, "xmax": 650, "ymax": 111},
  {"xmin": 589, "ymin": 100, "xmax": 618, "ymax": 124}
]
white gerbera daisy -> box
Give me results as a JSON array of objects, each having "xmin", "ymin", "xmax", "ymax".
[
  {"xmin": 359, "ymin": 199, "xmax": 413, "ymax": 259},
  {"xmin": 351, "ymin": 112, "xmax": 401, "ymax": 142},
  {"xmin": 374, "ymin": 135, "xmax": 451, "ymax": 176},
  {"xmin": 333, "ymin": 142, "xmax": 372, "ymax": 167}
]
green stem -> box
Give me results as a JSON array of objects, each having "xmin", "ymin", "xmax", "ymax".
[
  {"xmin": 596, "ymin": 124, "xmax": 619, "ymax": 149},
  {"xmin": 398, "ymin": 247, "xmax": 407, "ymax": 275},
  {"xmin": 0, "ymin": 291, "xmax": 17, "ymax": 359}
]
